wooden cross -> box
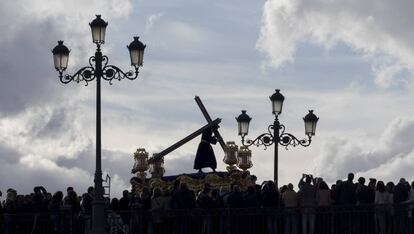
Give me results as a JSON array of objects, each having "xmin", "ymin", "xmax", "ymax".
[
  {"xmin": 147, "ymin": 118, "xmax": 221, "ymax": 164},
  {"xmin": 146, "ymin": 96, "xmax": 226, "ymax": 164},
  {"xmin": 194, "ymin": 96, "xmax": 226, "ymax": 152}
]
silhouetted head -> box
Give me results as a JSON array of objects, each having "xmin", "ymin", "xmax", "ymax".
[
  {"xmin": 53, "ymin": 191, "xmax": 63, "ymax": 202},
  {"xmin": 358, "ymin": 177, "xmax": 365, "ymax": 185},
  {"xmin": 67, "ymin": 190, "xmax": 77, "ymax": 200},
  {"xmin": 267, "ymin": 180, "xmax": 276, "ymax": 188},
  {"xmin": 319, "ymin": 181, "xmax": 329, "ymax": 190},
  {"xmin": 6, "ymin": 189, "xmax": 17, "ymax": 201},
  {"xmin": 399, "ymin": 178, "xmax": 406, "ymax": 184},
  {"xmin": 67, "ymin": 187, "xmax": 74, "ymax": 193},
  {"xmin": 250, "ymin": 175, "xmax": 257, "ymax": 184},
  {"xmin": 123, "ymin": 190, "xmax": 129, "ymax": 198},
  {"xmin": 87, "ymin": 186, "xmax": 94, "ymax": 195},
  {"xmin": 262, "ymin": 181, "xmax": 277, "ymax": 193},
  {"xmin": 305, "ymin": 175, "xmax": 312, "ymax": 184},
  {"xmin": 34, "ymin": 187, "xmax": 41, "ymax": 194},
  {"xmin": 376, "ymin": 181, "xmax": 385, "ymax": 193},
  {"xmin": 280, "ymin": 185, "xmax": 287, "ymax": 194},
  {"xmin": 315, "ymin": 177, "xmax": 323, "ymax": 185},
  {"xmin": 347, "ymin": 173, "xmax": 354, "ymax": 181},
  {"xmin": 287, "ymin": 183, "xmax": 294, "ymax": 191},
  {"xmin": 202, "ymin": 128, "xmax": 214, "ymax": 139},
  {"xmin": 386, "ymin": 182, "xmax": 394, "ymax": 193},
  {"xmin": 17, "ymin": 195, "xmax": 25, "ymax": 203},
  {"xmin": 368, "ymin": 178, "xmax": 377, "ymax": 188},
  {"xmin": 110, "ymin": 198, "xmax": 119, "ymax": 211}
]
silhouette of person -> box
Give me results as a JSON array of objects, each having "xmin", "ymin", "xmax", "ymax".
[{"xmin": 194, "ymin": 127, "xmax": 217, "ymax": 173}]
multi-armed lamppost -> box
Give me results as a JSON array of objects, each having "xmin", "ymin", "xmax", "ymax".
[
  {"xmin": 52, "ymin": 15, "xmax": 146, "ymax": 234},
  {"xmin": 236, "ymin": 89, "xmax": 319, "ymax": 188}
]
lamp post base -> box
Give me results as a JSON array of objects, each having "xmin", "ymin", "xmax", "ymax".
[{"xmin": 91, "ymin": 199, "xmax": 107, "ymax": 234}]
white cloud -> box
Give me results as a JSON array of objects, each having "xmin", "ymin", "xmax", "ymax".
[
  {"xmin": 0, "ymin": 105, "xmax": 91, "ymax": 160},
  {"xmin": 145, "ymin": 13, "xmax": 164, "ymax": 33},
  {"xmin": 0, "ymin": 0, "xmax": 136, "ymax": 197},
  {"xmin": 257, "ymin": 0, "xmax": 414, "ymax": 87},
  {"xmin": 0, "ymin": 0, "xmax": 135, "ymax": 115},
  {"xmin": 254, "ymin": 0, "xmax": 414, "ymax": 184},
  {"xmin": 2, "ymin": 0, "xmax": 414, "ymax": 197},
  {"xmin": 0, "ymin": 104, "xmax": 136, "ymax": 198},
  {"xmin": 314, "ymin": 116, "xmax": 414, "ymax": 183}
]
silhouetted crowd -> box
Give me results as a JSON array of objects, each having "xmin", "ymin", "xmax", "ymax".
[{"xmin": 1, "ymin": 173, "xmax": 414, "ymax": 234}]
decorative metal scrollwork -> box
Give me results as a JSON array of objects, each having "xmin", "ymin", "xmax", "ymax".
[
  {"xmin": 58, "ymin": 53, "xmax": 139, "ymax": 86},
  {"xmin": 242, "ymin": 124, "xmax": 275, "ymax": 150},
  {"xmin": 102, "ymin": 65, "xmax": 139, "ymax": 85},
  {"xmin": 242, "ymin": 123, "xmax": 311, "ymax": 150},
  {"xmin": 278, "ymin": 124, "xmax": 311, "ymax": 149},
  {"xmin": 59, "ymin": 66, "xmax": 96, "ymax": 86},
  {"xmin": 279, "ymin": 133, "xmax": 311, "ymax": 149},
  {"xmin": 101, "ymin": 55, "xmax": 109, "ymax": 67}
]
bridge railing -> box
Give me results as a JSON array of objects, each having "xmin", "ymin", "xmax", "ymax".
[{"xmin": 0, "ymin": 203, "xmax": 413, "ymax": 234}]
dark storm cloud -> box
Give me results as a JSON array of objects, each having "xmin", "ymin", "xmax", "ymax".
[
  {"xmin": 0, "ymin": 147, "xmax": 91, "ymax": 196},
  {"xmin": 0, "ymin": 19, "xmax": 72, "ymax": 115},
  {"xmin": 57, "ymin": 148, "xmax": 134, "ymax": 182}
]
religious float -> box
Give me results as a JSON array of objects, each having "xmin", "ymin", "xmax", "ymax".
[{"xmin": 130, "ymin": 96, "xmax": 255, "ymax": 194}]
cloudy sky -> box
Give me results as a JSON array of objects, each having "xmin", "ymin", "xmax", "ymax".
[{"xmin": 1, "ymin": 0, "xmax": 414, "ymax": 198}]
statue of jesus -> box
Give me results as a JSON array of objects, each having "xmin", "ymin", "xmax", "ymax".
[{"xmin": 194, "ymin": 127, "xmax": 217, "ymax": 173}]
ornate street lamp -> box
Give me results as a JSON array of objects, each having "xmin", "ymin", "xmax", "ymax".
[
  {"xmin": 236, "ymin": 110, "xmax": 252, "ymax": 137},
  {"xmin": 128, "ymin": 37, "xmax": 146, "ymax": 67},
  {"xmin": 52, "ymin": 41, "xmax": 69, "ymax": 73},
  {"xmin": 236, "ymin": 89, "xmax": 318, "ymax": 188},
  {"xmin": 270, "ymin": 89, "xmax": 284, "ymax": 115},
  {"xmin": 89, "ymin": 15, "xmax": 108, "ymax": 44},
  {"xmin": 52, "ymin": 15, "xmax": 145, "ymax": 234},
  {"xmin": 304, "ymin": 110, "xmax": 319, "ymax": 136}
]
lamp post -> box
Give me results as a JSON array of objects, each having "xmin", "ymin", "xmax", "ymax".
[
  {"xmin": 236, "ymin": 89, "xmax": 319, "ymax": 188},
  {"xmin": 52, "ymin": 15, "xmax": 146, "ymax": 234}
]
